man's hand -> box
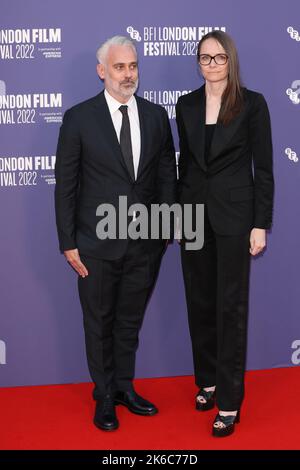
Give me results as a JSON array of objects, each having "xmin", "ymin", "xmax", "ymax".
[
  {"xmin": 64, "ymin": 249, "xmax": 88, "ymax": 277},
  {"xmin": 249, "ymin": 228, "xmax": 266, "ymax": 256}
]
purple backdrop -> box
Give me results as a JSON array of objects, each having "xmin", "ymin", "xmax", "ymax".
[{"xmin": 1, "ymin": 0, "xmax": 300, "ymax": 387}]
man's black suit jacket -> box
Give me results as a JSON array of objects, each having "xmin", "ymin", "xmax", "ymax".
[
  {"xmin": 55, "ymin": 91, "xmax": 177, "ymax": 259},
  {"xmin": 176, "ymin": 85, "xmax": 274, "ymax": 236}
]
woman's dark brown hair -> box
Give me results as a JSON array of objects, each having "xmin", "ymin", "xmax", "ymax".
[{"xmin": 197, "ymin": 31, "xmax": 244, "ymax": 126}]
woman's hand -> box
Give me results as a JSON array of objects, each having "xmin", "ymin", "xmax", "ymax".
[{"xmin": 249, "ymin": 228, "xmax": 266, "ymax": 256}]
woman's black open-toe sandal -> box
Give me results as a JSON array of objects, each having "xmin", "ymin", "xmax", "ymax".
[
  {"xmin": 212, "ymin": 410, "xmax": 240, "ymax": 437},
  {"xmin": 195, "ymin": 388, "xmax": 216, "ymax": 411}
]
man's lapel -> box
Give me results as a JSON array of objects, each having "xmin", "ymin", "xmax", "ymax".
[
  {"xmin": 92, "ymin": 91, "xmax": 134, "ymax": 180},
  {"xmin": 135, "ymin": 95, "xmax": 151, "ymax": 179}
]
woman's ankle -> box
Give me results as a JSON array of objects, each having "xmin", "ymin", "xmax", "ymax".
[
  {"xmin": 219, "ymin": 410, "xmax": 238, "ymax": 417},
  {"xmin": 203, "ymin": 385, "xmax": 216, "ymax": 392}
]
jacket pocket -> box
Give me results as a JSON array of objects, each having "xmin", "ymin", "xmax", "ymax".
[{"xmin": 229, "ymin": 185, "xmax": 254, "ymax": 202}]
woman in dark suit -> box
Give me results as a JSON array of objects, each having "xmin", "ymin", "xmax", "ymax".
[{"xmin": 176, "ymin": 31, "xmax": 274, "ymax": 437}]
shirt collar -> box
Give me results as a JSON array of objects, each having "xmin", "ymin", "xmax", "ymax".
[{"xmin": 104, "ymin": 89, "xmax": 137, "ymax": 115}]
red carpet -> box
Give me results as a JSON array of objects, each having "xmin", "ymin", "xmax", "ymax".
[{"xmin": 0, "ymin": 367, "xmax": 299, "ymax": 450}]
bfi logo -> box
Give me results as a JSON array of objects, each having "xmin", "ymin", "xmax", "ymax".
[
  {"xmin": 0, "ymin": 80, "xmax": 6, "ymax": 96},
  {"xmin": 0, "ymin": 340, "xmax": 6, "ymax": 365},
  {"xmin": 291, "ymin": 340, "xmax": 300, "ymax": 365}
]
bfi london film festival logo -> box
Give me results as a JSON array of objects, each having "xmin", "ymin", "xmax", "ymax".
[
  {"xmin": 287, "ymin": 26, "xmax": 300, "ymax": 42},
  {"xmin": 143, "ymin": 89, "xmax": 191, "ymax": 119},
  {"xmin": 126, "ymin": 25, "xmax": 226, "ymax": 56},
  {"xmin": 291, "ymin": 340, "xmax": 300, "ymax": 365},
  {"xmin": 284, "ymin": 147, "xmax": 298, "ymax": 163},
  {"xmin": 0, "ymin": 28, "xmax": 62, "ymax": 60},
  {"xmin": 286, "ymin": 80, "xmax": 300, "ymax": 105},
  {"xmin": 0, "ymin": 80, "xmax": 57, "ymax": 188},
  {"xmin": 0, "ymin": 155, "xmax": 56, "ymax": 188},
  {"xmin": 0, "ymin": 340, "xmax": 6, "ymax": 365},
  {"xmin": 0, "ymin": 81, "xmax": 63, "ymax": 125}
]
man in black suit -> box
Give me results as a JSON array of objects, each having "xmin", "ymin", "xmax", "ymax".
[{"xmin": 54, "ymin": 35, "xmax": 176, "ymax": 431}]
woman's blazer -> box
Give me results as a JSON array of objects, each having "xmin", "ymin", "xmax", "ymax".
[{"xmin": 176, "ymin": 85, "xmax": 274, "ymax": 235}]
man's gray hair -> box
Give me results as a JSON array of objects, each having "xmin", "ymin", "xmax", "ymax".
[{"xmin": 96, "ymin": 36, "xmax": 137, "ymax": 64}]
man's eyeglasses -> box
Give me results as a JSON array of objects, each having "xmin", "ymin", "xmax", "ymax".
[{"xmin": 199, "ymin": 54, "xmax": 228, "ymax": 66}]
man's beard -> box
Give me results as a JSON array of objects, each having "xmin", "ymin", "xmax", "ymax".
[
  {"xmin": 118, "ymin": 78, "xmax": 139, "ymax": 98},
  {"xmin": 106, "ymin": 76, "xmax": 139, "ymax": 100}
]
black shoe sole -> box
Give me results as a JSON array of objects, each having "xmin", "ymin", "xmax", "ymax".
[
  {"xmin": 212, "ymin": 424, "xmax": 235, "ymax": 437},
  {"xmin": 212, "ymin": 415, "xmax": 240, "ymax": 437},
  {"xmin": 115, "ymin": 400, "xmax": 158, "ymax": 416},
  {"xmin": 94, "ymin": 419, "xmax": 119, "ymax": 431},
  {"xmin": 196, "ymin": 400, "xmax": 216, "ymax": 411}
]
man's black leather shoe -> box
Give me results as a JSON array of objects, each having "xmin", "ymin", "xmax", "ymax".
[
  {"xmin": 114, "ymin": 390, "xmax": 158, "ymax": 416},
  {"xmin": 94, "ymin": 394, "xmax": 119, "ymax": 431}
]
